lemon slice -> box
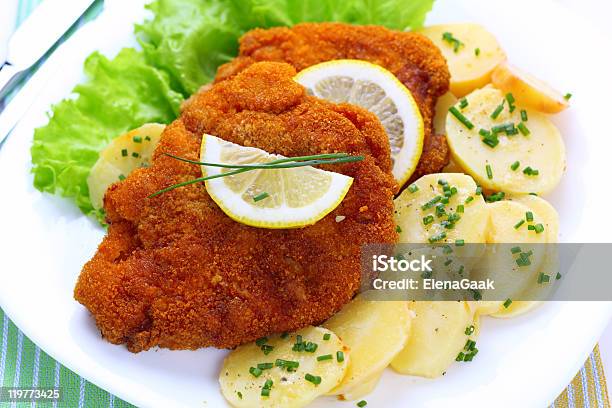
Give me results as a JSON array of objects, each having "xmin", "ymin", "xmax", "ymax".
[
  {"xmin": 201, "ymin": 134, "xmax": 353, "ymax": 228},
  {"xmin": 294, "ymin": 59, "xmax": 424, "ymax": 187}
]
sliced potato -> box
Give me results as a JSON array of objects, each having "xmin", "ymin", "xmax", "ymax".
[
  {"xmin": 391, "ymin": 301, "xmax": 477, "ymax": 378},
  {"xmin": 87, "ymin": 123, "xmax": 165, "ymax": 209},
  {"xmin": 395, "ymin": 173, "xmax": 489, "ymax": 244},
  {"xmin": 323, "ymin": 296, "xmax": 412, "ymax": 397},
  {"xmin": 219, "ymin": 326, "xmax": 348, "ymax": 408},
  {"xmin": 419, "ymin": 24, "xmax": 506, "ymax": 97},
  {"xmin": 446, "ymin": 86, "xmax": 565, "ymax": 195},
  {"xmin": 507, "ymin": 194, "xmax": 560, "ymax": 241},
  {"xmin": 492, "ymin": 62, "xmax": 569, "ymax": 114},
  {"xmin": 434, "ymin": 92, "xmax": 458, "ymax": 135}
]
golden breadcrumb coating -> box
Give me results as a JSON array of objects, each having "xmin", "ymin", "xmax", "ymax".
[
  {"xmin": 215, "ymin": 23, "xmax": 451, "ymax": 181},
  {"xmin": 74, "ymin": 62, "xmax": 398, "ymax": 352}
]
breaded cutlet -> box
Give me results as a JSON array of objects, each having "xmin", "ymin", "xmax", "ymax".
[{"xmin": 74, "ymin": 62, "xmax": 398, "ymax": 352}]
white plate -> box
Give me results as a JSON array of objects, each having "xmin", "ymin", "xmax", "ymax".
[{"xmin": 1, "ymin": 0, "xmax": 611, "ymax": 407}]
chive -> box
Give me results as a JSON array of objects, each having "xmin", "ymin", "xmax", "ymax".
[
  {"xmin": 396, "ymin": 225, "xmax": 402, "ymax": 233},
  {"xmin": 472, "ymin": 290, "xmax": 482, "ymax": 300},
  {"xmin": 505, "ymin": 93, "xmax": 516, "ymax": 113},
  {"xmin": 118, "ymin": 174, "xmax": 126, "ymax": 181},
  {"xmin": 257, "ymin": 362, "xmax": 273, "ymax": 370},
  {"xmin": 442, "ymin": 32, "xmax": 464, "ymax": 52},
  {"xmin": 132, "ymin": 152, "xmax": 140, "ymax": 158},
  {"xmin": 520, "ymin": 110, "xmax": 528, "ymax": 122},
  {"xmin": 459, "ymin": 98, "xmax": 468, "ymax": 109},
  {"xmin": 538, "ymin": 273, "xmax": 550, "ymax": 284},
  {"xmin": 564, "ymin": 93, "xmax": 572, "ymax": 100},
  {"xmin": 337, "ymin": 351, "xmax": 345, "ymax": 362},
  {"xmin": 428, "ymin": 232, "xmax": 447, "ymax": 243},
  {"xmin": 421, "ymin": 196, "xmax": 441, "ymax": 210},
  {"xmin": 516, "ymin": 256, "xmax": 531, "ymax": 267},
  {"xmin": 464, "ymin": 340, "xmax": 476, "ymax": 351},
  {"xmin": 423, "ymin": 215, "xmax": 434, "ymax": 225},
  {"xmin": 457, "ymin": 205, "xmax": 465, "ymax": 213},
  {"xmin": 503, "ymin": 298, "xmax": 513, "ymax": 308},
  {"xmin": 253, "ymin": 192, "xmax": 270, "ymax": 202},
  {"xmin": 511, "ymin": 161, "xmax": 520, "ymax": 171},
  {"xmin": 323, "ymin": 333, "xmax": 331, "ymax": 341},
  {"xmin": 486, "ymin": 191, "xmax": 505, "ymax": 202},
  {"xmin": 280, "ymin": 332, "xmax": 289, "ymax": 339},
  {"xmin": 443, "ymin": 245, "xmax": 453, "ymax": 254},
  {"xmin": 486, "ymin": 164, "xmax": 493, "ymax": 179},
  {"xmin": 523, "ymin": 166, "xmax": 539, "ymax": 176},
  {"xmin": 249, "ymin": 367, "xmax": 263, "ymax": 377},
  {"xmin": 449, "ymin": 106, "xmax": 474, "ymax": 129},
  {"xmin": 450, "ymin": 186, "xmax": 458, "ymax": 195},
  {"xmin": 357, "ymin": 401, "xmax": 368, "ymax": 407},
  {"xmin": 237, "ymin": 391, "xmax": 243, "ymax": 399},
  {"xmin": 261, "ymin": 345, "xmax": 274, "ymax": 355},
  {"xmin": 475, "ymin": 47, "xmax": 480, "ymax": 56},
  {"xmin": 305, "ymin": 373, "xmax": 322, "ymax": 385},
  {"xmin": 526, "ymin": 211, "xmax": 534, "ymax": 222},
  {"xmin": 534, "ymin": 224, "xmax": 545, "ymax": 234},
  {"xmin": 511, "ymin": 246, "xmax": 521, "ymax": 254},
  {"xmin": 121, "ymin": 149, "xmax": 128, "ymax": 157},
  {"xmin": 455, "ymin": 239, "xmax": 465, "ymax": 246},
  {"xmin": 264, "ymin": 379, "xmax": 273, "ymax": 389},
  {"xmin": 317, "ymin": 354, "xmax": 333, "ymax": 361},
  {"xmin": 133, "ymin": 136, "xmax": 142, "ymax": 143},
  {"xmin": 465, "ymin": 196, "xmax": 474, "ymax": 204},
  {"xmin": 303, "ymin": 342, "xmax": 318, "ymax": 353},
  {"xmin": 465, "ymin": 325, "xmax": 475, "ymax": 335},
  {"xmin": 556, "ymin": 272, "xmax": 562, "ymax": 280},
  {"xmin": 408, "ymin": 183, "xmax": 419, "ymax": 193},
  {"xmin": 438, "ymin": 179, "xmax": 449, "ymax": 186},
  {"xmin": 145, "ymin": 136, "xmax": 151, "ymax": 141},
  {"xmin": 261, "ymin": 388, "xmax": 270, "ymax": 397},
  {"xmin": 505, "ymin": 123, "xmax": 518, "ymax": 135},
  {"xmin": 475, "ymin": 186, "xmax": 482, "ymax": 195},
  {"xmin": 490, "ymin": 101, "xmax": 505, "ymax": 119},
  {"xmin": 514, "ymin": 219, "xmax": 525, "ymax": 229},
  {"xmin": 528, "ymin": 225, "xmax": 535, "ymax": 231},
  {"xmin": 518, "ymin": 122, "xmax": 530, "ymax": 136},
  {"xmin": 256, "ymin": 337, "xmax": 268, "ymax": 346},
  {"xmin": 456, "ymin": 352, "xmax": 465, "ymax": 362}
]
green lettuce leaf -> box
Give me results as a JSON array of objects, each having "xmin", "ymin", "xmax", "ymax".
[
  {"xmin": 136, "ymin": 0, "xmax": 435, "ymax": 95},
  {"xmin": 31, "ymin": 48, "xmax": 183, "ymax": 219}
]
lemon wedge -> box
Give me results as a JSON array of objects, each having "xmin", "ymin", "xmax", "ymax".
[
  {"xmin": 294, "ymin": 59, "xmax": 424, "ymax": 187},
  {"xmin": 201, "ymin": 134, "xmax": 353, "ymax": 228}
]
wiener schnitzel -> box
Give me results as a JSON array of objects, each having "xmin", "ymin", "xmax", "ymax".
[
  {"xmin": 74, "ymin": 62, "xmax": 398, "ymax": 352},
  {"xmin": 215, "ymin": 23, "xmax": 451, "ymax": 181}
]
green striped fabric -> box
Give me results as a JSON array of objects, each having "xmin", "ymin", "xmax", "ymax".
[{"xmin": 0, "ymin": 1, "xmax": 609, "ymax": 408}]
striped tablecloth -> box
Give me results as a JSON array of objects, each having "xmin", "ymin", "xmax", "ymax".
[{"xmin": 0, "ymin": 1, "xmax": 610, "ymax": 407}]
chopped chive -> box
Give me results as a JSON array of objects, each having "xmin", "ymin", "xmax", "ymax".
[
  {"xmin": 253, "ymin": 192, "xmax": 270, "ymax": 202},
  {"xmin": 443, "ymin": 245, "xmax": 453, "ymax": 254},
  {"xmin": 323, "ymin": 333, "xmax": 331, "ymax": 341},
  {"xmin": 503, "ymin": 298, "xmax": 513, "ymax": 308},
  {"xmin": 486, "ymin": 191, "xmax": 505, "ymax": 203},
  {"xmin": 421, "ymin": 196, "xmax": 442, "ymax": 210},
  {"xmin": 465, "ymin": 196, "xmax": 474, "ymax": 204},
  {"xmin": 408, "ymin": 183, "xmax": 419, "ymax": 193},
  {"xmin": 506, "ymin": 93, "xmax": 516, "ymax": 111},
  {"xmin": 257, "ymin": 362, "xmax": 273, "ymax": 370},
  {"xmin": 523, "ymin": 166, "xmax": 539, "ymax": 176},
  {"xmin": 237, "ymin": 391, "xmax": 243, "ymax": 399},
  {"xmin": 475, "ymin": 186, "xmax": 482, "ymax": 195},
  {"xmin": 121, "ymin": 149, "xmax": 128, "ymax": 157},
  {"xmin": 457, "ymin": 205, "xmax": 465, "ymax": 213},
  {"xmin": 396, "ymin": 225, "xmax": 402, "ymax": 233},
  {"xmin": 520, "ymin": 110, "xmax": 528, "ymax": 122},
  {"xmin": 305, "ymin": 373, "xmax": 322, "ymax": 385},
  {"xmin": 423, "ymin": 215, "xmax": 434, "ymax": 225},
  {"xmin": 455, "ymin": 239, "xmax": 465, "ymax": 246},
  {"xmin": 534, "ymin": 223, "xmax": 545, "ymax": 234},
  {"xmin": 449, "ymin": 106, "xmax": 474, "ymax": 129},
  {"xmin": 490, "ymin": 101, "xmax": 505, "ymax": 119},
  {"xmin": 438, "ymin": 178, "xmax": 449, "ymax": 186},
  {"xmin": 133, "ymin": 136, "xmax": 142, "ymax": 143},
  {"xmin": 526, "ymin": 211, "xmax": 534, "ymax": 222},
  {"xmin": 472, "ymin": 289, "xmax": 482, "ymax": 300},
  {"xmin": 280, "ymin": 332, "xmax": 289, "ymax": 339},
  {"xmin": 317, "ymin": 354, "xmax": 333, "ymax": 361},
  {"xmin": 511, "ymin": 246, "xmax": 522, "ymax": 254},
  {"xmin": 249, "ymin": 367, "xmax": 263, "ymax": 377},
  {"xmin": 357, "ymin": 401, "xmax": 368, "ymax": 407},
  {"xmin": 428, "ymin": 232, "xmax": 447, "ymax": 243},
  {"xmin": 538, "ymin": 273, "xmax": 550, "ymax": 284},
  {"xmin": 528, "ymin": 225, "xmax": 536, "ymax": 231},
  {"xmin": 514, "ymin": 219, "xmax": 525, "ymax": 229},
  {"xmin": 475, "ymin": 47, "xmax": 480, "ymax": 56},
  {"xmin": 464, "ymin": 339, "xmax": 476, "ymax": 351},
  {"xmin": 337, "ymin": 351, "xmax": 345, "ymax": 362},
  {"xmin": 465, "ymin": 325, "xmax": 475, "ymax": 335},
  {"xmin": 479, "ymin": 129, "xmax": 490, "ymax": 137},
  {"xmin": 459, "ymin": 98, "xmax": 469, "ymax": 109},
  {"xmin": 261, "ymin": 388, "xmax": 270, "ymax": 397},
  {"xmin": 261, "ymin": 345, "xmax": 274, "ymax": 355},
  {"xmin": 518, "ymin": 122, "xmax": 530, "ymax": 136},
  {"xmin": 256, "ymin": 337, "xmax": 268, "ymax": 346},
  {"xmin": 486, "ymin": 164, "xmax": 493, "ymax": 179},
  {"xmin": 556, "ymin": 272, "xmax": 562, "ymax": 280},
  {"xmin": 511, "ymin": 161, "xmax": 520, "ymax": 171},
  {"xmin": 442, "ymin": 32, "xmax": 464, "ymax": 52},
  {"xmin": 456, "ymin": 352, "xmax": 465, "ymax": 362},
  {"xmin": 132, "ymin": 152, "xmax": 140, "ymax": 158},
  {"xmin": 118, "ymin": 174, "xmax": 126, "ymax": 181},
  {"xmin": 145, "ymin": 136, "xmax": 151, "ymax": 141},
  {"xmin": 564, "ymin": 93, "xmax": 572, "ymax": 100}
]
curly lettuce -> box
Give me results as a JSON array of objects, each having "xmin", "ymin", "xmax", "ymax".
[
  {"xmin": 136, "ymin": 0, "xmax": 435, "ymax": 96},
  {"xmin": 31, "ymin": 49, "xmax": 183, "ymax": 218}
]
